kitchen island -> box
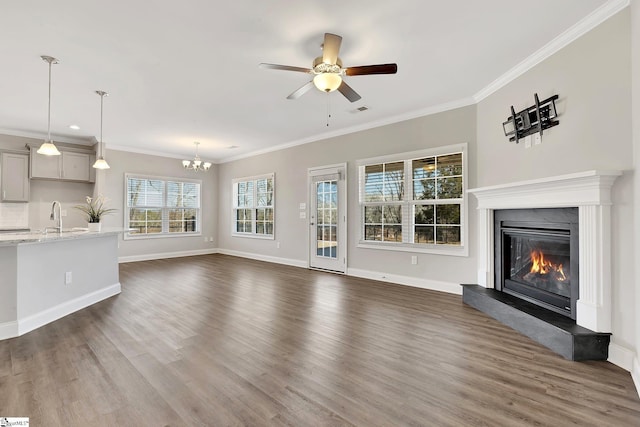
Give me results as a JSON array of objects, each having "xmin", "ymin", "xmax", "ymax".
[{"xmin": 0, "ymin": 228, "xmax": 127, "ymax": 340}]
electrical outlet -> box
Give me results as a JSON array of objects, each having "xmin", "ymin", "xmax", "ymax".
[
  {"xmin": 276, "ymin": 241, "xmax": 281, "ymax": 249},
  {"xmin": 65, "ymin": 271, "xmax": 72, "ymax": 285},
  {"xmin": 524, "ymin": 135, "xmax": 532, "ymax": 148},
  {"xmin": 61, "ymin": 210, "xmax": 68, "ymax": 217},
  {"xmin": 209, "ymin": 237, "xmax": 214, "ymax": 242},
  {"xmin": 534, "ymin": 133, "xmax": 542, "ymax": 145},
  {"xmin": 299, "ymin": 203, "xmax": 306, "ymax": 210},
  {"xmin": 300, "ymin": 211, "xmax": 306, "ymax": 219},
  {"xmin": 411, "ymin": 255, "xmax": 417, "ymax": 265}
]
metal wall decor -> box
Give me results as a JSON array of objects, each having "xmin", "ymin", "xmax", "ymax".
[{"xmin": 503, "ymin": 93, "xmax": 559, "ymax": 143}]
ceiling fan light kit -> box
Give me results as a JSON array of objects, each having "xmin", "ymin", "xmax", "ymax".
[{"xmin": 260, "ymin": 33, "xmax": 397, "ymax": 103}]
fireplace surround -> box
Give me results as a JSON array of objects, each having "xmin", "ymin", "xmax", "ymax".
[{"xmin": 464, "ymin": 170, "xmax": 621, "ymax": 360}]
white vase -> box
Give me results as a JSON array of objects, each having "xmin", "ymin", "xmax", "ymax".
[{"xmin": 88, "ymin": 222, "xmax": 101, "ymax": 232}]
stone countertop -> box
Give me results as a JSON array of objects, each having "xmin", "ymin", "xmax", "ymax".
[{"xmin": 0, "ymin": 227, "xmax": 131, "ymax": 246}]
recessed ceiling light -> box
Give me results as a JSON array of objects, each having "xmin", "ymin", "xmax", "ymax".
[{"xmin": 69, "ymin": 124, "xmax": 80, "ymax": 130}]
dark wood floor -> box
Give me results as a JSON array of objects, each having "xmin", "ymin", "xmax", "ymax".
[{"xmin": 1, "ymin": 254, "xmax": 639, "ymax": 426}]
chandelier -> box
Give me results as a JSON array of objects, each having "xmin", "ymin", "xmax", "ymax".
[{"xmin": 182, "ymin": 142, "xmax": 211, "ymax": 172}]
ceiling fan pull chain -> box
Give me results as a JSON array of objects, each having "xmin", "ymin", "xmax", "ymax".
[{"xmin": 326, "ymin": 92, "xmax": 331, "ymax": 127}]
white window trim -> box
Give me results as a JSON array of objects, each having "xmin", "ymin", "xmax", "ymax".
[
  {"xmin": 124, "ymin": 173, "xmax": 202, "ymax": 240},
  {"xmin": 356, "ymin": 143, "xmax": 468, "ymax": 257},
  {"xmin": 232, "ymin": 172, "xmax": 275, "ymax": 240}
]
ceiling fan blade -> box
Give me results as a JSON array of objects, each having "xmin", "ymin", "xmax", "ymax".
[
  {"xmin": 259, "ymin": 63, "xmax": 312, "ymax": 73},
  {"xmin": 322, "ymin": 33, "xmax": 342, "ymax": 65},
  {"xmin": 287, "ymin": 81, "xmax": 314, "ymax": 100},
  {"xmin": 337, "ymin": 81, "xmax": 361, "ymax": 103},
  {"xmin": 345, "ymin": 63, "xmax": 398, "ymax": 76}
]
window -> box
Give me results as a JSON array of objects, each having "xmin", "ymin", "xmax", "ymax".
[
  {"xmin": 358, "ymin": 144, "xmax": 467, "ymax": 256},
  {"xmin": 125, "ymin": 174, "xmax": 201, "ymax": 239},
  {"xmin": 232, "ymin": 173, "xmax": 274, "ymax": 239}
]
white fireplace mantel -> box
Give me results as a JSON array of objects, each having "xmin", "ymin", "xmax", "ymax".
[{"xmin": 468, "ymin": 170, "xmax": 622, "ymax": 333}]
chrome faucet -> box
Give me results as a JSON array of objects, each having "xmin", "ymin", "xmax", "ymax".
[{"xmin": 49, "ymin": 200, "xmax": 62, "ymax": 232}]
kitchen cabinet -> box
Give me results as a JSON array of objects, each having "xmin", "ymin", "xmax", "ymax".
[
  {"xmin": 30, "ymin": 148, "xmax": 60, "ymax": 179},
  {"xmin": 1, "ymin": 152, "xmax": 30, "ymax": 202},
  {"xmin": 62, "ymin": 151, "xmax": 90, "ymax": 181},
  {"xmin": 29, "ymin": 146, "xmax": 95, "ymax": 183}
]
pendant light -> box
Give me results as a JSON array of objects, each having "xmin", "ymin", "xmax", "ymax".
[
  {"xmin": 182, "ymin": 142, "xmax": 211, "ymax": 172},
  {"xmin": 93, "ymin": 90, "xmax": 110, "ymax": 169},
  {"xmin": 37, "ymin": 56, "xmax": 61, "ymax": 156}
]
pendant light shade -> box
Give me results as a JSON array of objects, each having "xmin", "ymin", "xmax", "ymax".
[
  {"xmin": 37, "ymin": 56, "xmax": 61, "ymax": 156},
  {"xmin": 93, "ymin": 90, "xmax": 110, "ymax": 169}
]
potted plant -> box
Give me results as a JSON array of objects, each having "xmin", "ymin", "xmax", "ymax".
[{"xmin": 75, "ymin": 195, "xmax": 116, "ymax": 232}]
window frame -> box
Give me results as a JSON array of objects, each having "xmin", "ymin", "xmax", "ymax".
[
  {"xmin": 232, "ymin": 173, "xmax": 275, "ymax": 240},
  {"xmin": 124, "ymin": 173, "xmax": 202, "ymax": 240},
  {"xmin": 357, "ymin": 143, "xmax": 468, "ymax": 256}
]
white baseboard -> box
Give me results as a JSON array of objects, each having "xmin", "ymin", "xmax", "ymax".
[
  {"xmin": 633, "ymin": 357, "xmax": 640, "ymax": 398},
  {"xmin": 608, "ymin": 342, "xmax": 636, "ymax": 372},
  {"xmin": 119, "ymin": 248, "xmax": 218, "ymax": 263},
  {"xmin": 217, "ymin": 248, "xmax": 307, "ymax": 268},
  {"xmin": 0, "ymin": 320, "xmax": 18, "ymax": 340},
  {"xmin": 347, "ymin": 268, "xmax": 462, "ymax": 295},
  {"xmin": 17, "ymin": 283, "xmax": 121, "ymax": 337}
]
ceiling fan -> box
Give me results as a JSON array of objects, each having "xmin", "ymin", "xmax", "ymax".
[{"xmin": 259, "ymin": 33, "xmax": 397, "ymax": 103}]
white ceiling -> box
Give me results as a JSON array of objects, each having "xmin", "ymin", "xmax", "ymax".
[{"xmin": 0, "ymin": 0, "xmax": 620, "ymax": 162}]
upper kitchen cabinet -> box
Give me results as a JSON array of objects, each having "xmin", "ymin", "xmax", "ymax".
[
  {"xmin": 29, "ymin": 145, "xmax": 95, "ymax": 183},
  {"xmin": 1, "ymin": 152, "xmax": 30, "ymax": 202},
  {"xmin": 62, "ymin": 151, "xmax": 90, "ymax": 181}
]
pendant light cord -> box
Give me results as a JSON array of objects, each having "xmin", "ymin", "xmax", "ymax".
[
  {"xmin": 47, "ymin": 60, "xmax": 52, "ymax": 142},
  {"xmin": 99, "ymin": 93, "xmax": 104, "ymax": 157}
]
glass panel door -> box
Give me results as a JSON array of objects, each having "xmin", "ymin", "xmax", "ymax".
[{"xmin": 309, "ymin": 165, "xmax": 346, "ymax": 273}]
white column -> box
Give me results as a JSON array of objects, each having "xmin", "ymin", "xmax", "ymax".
[
  {"xmin": 576, "ymin": 204, "xmax": 612, "ymax": 332},
  {"xmin": 476, "ymin": 208, "xmax": 494, "ymax": 288}
]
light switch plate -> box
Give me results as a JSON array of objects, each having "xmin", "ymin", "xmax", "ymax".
[
  {"xmin": 524, "ymin": 135, "xmax": 532, "ymax": 148},
  {"xmin": 300, "ymin": 211, "xmax": 306, "ymax": 219},
  {"xmin": 534, "ymin": 133, "xmax": 542, "ymax": 145},
  {"xmin": 299, "ymin": 203, "xmax": 306, "ymax": 210}
]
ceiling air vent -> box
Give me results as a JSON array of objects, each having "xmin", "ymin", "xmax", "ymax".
[{"xmin": 351, "ymin": 106, "xmax": 369, "ymax": 114}]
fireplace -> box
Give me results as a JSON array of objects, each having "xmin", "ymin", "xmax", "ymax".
[
  {"xmin": 495, "ymin": 208, "xmax": 578, "ymax": 318},
  {"xmin": 463, "ymin": 171, "xmax": 621, "ymax": 361}
]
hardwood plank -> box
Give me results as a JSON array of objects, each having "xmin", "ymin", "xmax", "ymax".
[{"xmin": 0, "ymin": 254, "xmax": 638, "ymax": 426}]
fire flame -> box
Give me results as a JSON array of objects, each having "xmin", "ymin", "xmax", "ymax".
[{"xmin": 530, "ymin": 250, "xmax": 567, "ymax": 281}]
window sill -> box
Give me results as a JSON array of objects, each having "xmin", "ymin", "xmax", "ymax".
[
  {"xmin": 357, "ymin": 241, "xmax": 468, "ymax": 257},
  {"xmin": 232, "ymin": 233, "xmax": 274, "ymax": 240},
  {"xmin": 124, "ymin": 232, "xmax": 202, "ymax": 241}
]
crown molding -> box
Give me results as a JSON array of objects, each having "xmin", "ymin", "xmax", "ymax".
[
  {"xmin": 107, "ymin": 143, "xmax": 193, "ymax": 161},
  {"xmin": 219, "ymin": 97, "xmax": 476, "ymax": 163},
  {"xmin": 0, "ymin": 128, "xmax": 94, "ymax": 146},
  {"xmin": 473, "ymin": 0, "xmax": 630, "ymax": 103}
]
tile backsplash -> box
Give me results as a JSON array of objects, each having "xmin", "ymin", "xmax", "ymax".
[{"xmin": 0, "ymin": 203, "xmax": 29, "ymax": 227}]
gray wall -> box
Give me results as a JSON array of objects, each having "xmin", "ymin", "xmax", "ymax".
[
  {"xmin": 218, "ymin": 105, "xmax": 478, "ymax": 286},
  {"xmin": 632, "ymin": 0, "xmax": 640, "ymax": 384},
  {"xmin": 102, "ymin": 148, "xmax": 218, "ymax": 259},
  {"xmin": 476, "ymin": 10, "xmax": 635, "ymax": 353}
]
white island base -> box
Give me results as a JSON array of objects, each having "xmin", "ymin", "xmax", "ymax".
[{"xmin": 0, "ymin": 231, "xmax": 122, "ymax": 340}]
